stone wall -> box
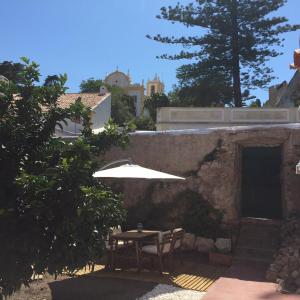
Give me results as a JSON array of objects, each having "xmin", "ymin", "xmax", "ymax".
[
  {"xmin": 156, "ymin": 107, "xmax": 300, "ymax": 131},
  {"xmin": 103, "ymin": 125, "xmax": 300, "ymax": 223}
]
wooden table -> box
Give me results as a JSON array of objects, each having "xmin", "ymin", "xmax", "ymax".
[{"xmin": 110, "ymin": 230, "xmax": 159, "ymax": 271}]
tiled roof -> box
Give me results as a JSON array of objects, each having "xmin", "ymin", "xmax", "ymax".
[{"xmin": 57, "ymin": 93, "xmax": 107, "ymax": 110}]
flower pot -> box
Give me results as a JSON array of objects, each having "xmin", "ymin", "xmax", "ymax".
[{"xmin": 209, "ymin": 251, "xmax": 232, "ymax": 266}]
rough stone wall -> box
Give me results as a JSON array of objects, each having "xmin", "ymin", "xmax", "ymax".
[{"xmin": 103, "ymin": 125, "xmax": 300, "ymax": 223}]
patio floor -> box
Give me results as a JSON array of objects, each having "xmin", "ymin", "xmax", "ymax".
[
  {"xmin": 203, "ymin": 261, "xmax": 300, "ymax": 300},
  {"xmin": 9, "ymin": 254, "xmax": 300, "ymax": 299},
  {"xmin": 77, "ymin": 262, "xmax": 226, "ymax": 292},
  {"xmin": 75, "ymin": 252, "xmax": 227, "ymax": 292}
]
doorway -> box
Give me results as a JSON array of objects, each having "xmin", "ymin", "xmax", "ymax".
[{"xmin": 241, "ymin": 146, "xmax": 282, "ymax": 219}]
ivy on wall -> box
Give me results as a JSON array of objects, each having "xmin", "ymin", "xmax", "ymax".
[{"xmin": 125, "ymin": 189, "xmax": 224, "ymax": 239}]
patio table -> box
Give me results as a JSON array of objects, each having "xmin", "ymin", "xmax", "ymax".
[{"xmin": 110, "ymin": 230, "xmax": 159, "ymax": 272}]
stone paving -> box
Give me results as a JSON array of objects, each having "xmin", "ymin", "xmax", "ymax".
[{"xmin": 203, "ymin": 261, "xmax": 300, "ymax": 300}]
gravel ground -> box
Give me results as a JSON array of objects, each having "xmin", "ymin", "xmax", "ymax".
[
  {"xmin": 137, "ymin": 284, "xmax": 206, "ymax": 300},
  {"xmin": 6, "ymin": 275, "xmax": 206, "ymax": 300}
]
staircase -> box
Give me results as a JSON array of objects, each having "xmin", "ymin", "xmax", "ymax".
[{"xmin": 234, "ymin": 218, "xmax": 281, "ymax": 264}]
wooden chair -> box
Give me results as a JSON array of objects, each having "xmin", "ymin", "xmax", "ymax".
[
  {"xmin": 171, "ymin": 228, "xmax": 185, "ymax": 264},
  {"xmin": 141, "ymin": 229, "xmax": 185, "ymax": 274},
  {"xmin": 105, "ymin": 226, "xmax": 127, "ymax": 270},
  {"xmin": 105, "ymin": 226, "xmax": 125, "ymax": 250}
]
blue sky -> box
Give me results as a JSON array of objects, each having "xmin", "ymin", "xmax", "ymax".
[{"xmin": 1, "ymin": 0, "xmax": 299, "ymax": 102}]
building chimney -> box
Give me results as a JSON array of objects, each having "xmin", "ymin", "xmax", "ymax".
[
  {"xmin": 99, "ymin": 85, "xmax": 108, "ymax": 96},
  {"xmin": 291, "ymin": 48, "xmax": 300, "ymax": 70}
]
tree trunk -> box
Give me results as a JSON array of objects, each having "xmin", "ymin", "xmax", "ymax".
[{"xmin": 231, "ymin": 0, "xmax": 242, "ymax": 107}]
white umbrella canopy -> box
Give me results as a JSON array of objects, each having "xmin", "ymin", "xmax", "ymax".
[
  {"xmin": 296, "ymin": 161, "xmax": 300, "ymax": 174},
  {"xmin": 93, "ymin": 163, "xmax": 185, "ymax": 181}
]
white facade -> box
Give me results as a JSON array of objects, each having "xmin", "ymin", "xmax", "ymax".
[
  {"xmin": 127, "ymin": 89, "xmax": 142, "ymax": 116},
  {"xmin": 104, "ymin": 70, "xmax": 145, "ymax": 117},
  {"xmin": 56, "ymin": 93, "xmax": 111, "ymax": 136}
]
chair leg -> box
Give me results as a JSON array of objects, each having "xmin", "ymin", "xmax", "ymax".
[
  {"xmin": 169, "ymin": 254, "xmax": 174, "ymax": 273},
  {"xmin": 150, "ymin": 257, "xmax": 154, "ymax": 269},
  {"xmin": 111, "ymin": 249, "xmax": 115, "ymax": 271},
  {"xmin": 158, "ymin": 255, "xmax": 163, "ymax": 275}
]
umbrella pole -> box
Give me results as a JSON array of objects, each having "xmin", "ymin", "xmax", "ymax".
[{"xmin": 100, "ymin": 158, "xmax": 132, "ymax": 170}]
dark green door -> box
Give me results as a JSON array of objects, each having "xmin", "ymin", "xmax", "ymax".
[{"xmin": 241, "ymin": 146, "xmax": 282, "ymax": 219}]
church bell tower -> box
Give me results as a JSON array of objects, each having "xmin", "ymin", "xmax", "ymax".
[{"xmin": 146, "ymin": 74, "xmax": 165, "ymax": 97}]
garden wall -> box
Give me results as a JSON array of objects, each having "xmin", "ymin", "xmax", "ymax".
[{"xmin": 103, "ymin": 124, "xmax": 300, "ymax": 224}]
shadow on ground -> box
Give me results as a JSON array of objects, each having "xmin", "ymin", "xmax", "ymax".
[
  {"xmin": 49, "ymin": 276, "xmax": 156, "ymax": 300},
  {"xmin": 223, "ymin": 260, "xmax": 270, "ymax": 282}
]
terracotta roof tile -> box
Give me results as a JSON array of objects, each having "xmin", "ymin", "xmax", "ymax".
[{"xmin": 57, "ymin": 93, "xmax": 107, "ymax": 110}]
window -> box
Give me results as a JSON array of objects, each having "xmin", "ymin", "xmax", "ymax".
[
  {"xmin": 132, "ymin": 95, "xmax": 138, "ymax": 114},
  {"xmin": 150, "ymin": 85, "xmax": 156, "ymax": 96}
]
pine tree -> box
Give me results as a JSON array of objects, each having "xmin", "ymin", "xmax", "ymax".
[{"xmin": 148, "ymin": 0, "xmax": 300, "ymax": 107}]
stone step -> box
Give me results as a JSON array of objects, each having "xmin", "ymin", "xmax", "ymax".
[
  {"xmin": 240, "ymin": 217, "xmax": 282, "ymax": 227},
  {"xmin": 235, "ymin": 218, "xmax": 281, "ymax": 264},
  {"xmin": 237, "ymin": 237, "xmax": 279, "ymax": 250},
  {"xmin": 233, "ymin": 254, "xmax": 274, "ymax": 264},
  {"xmin": 239, "ymin": 227, "xmax": 279, "ymax": 238},
  {"xmin": 235, "ymin": 246, "xmax": 276, "ymax": 261}
]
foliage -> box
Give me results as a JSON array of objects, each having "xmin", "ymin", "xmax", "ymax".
[
  {"xmin": 175, "ymin": 78, "xmax": 233, "ymax": 107},
  {"xmin": 248, "ymin": 99, "xmax": 262, "ymax": 108},
  {"xmin": 110, "ymin": 86, "xmax": 136, "ymax": 126},
  {"xmin": 148, "ymin": 0, "xmax": 300, "ymax": 107},
  {"xmin": 144, "ymin": 93, "xmax": 170, "ymax": 122},
  {"xmin": 0, "ymin": 58, "xmax": 128, "ymax": 297},
  {"xmin": 126, "ymin": 188, "xmax": 223, "ymax": 239},
  {"xmin": 79, "ymin": 78, "xmax": 136, "ymax": 126},
  {"xmin": 79, "ymin": 78, "xmax": 104, "ymax": 93},
  {"xmin": 0, "ymin": 61, "xmax": 24, "ymax": 84},
  {"xmin": 131, "ymin": 116, "xmax": 156, "ymax": 131},
  {"xmin": 177, "ymin": 190, "xmax": 224, "ymax": 238}
]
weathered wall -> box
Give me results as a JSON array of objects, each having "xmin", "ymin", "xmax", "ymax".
[
  {"xmin": 156, "ymin": 107, "xmax": 300, "ymax": 131},
  {"xmin": 103, "ymin": 125, "xmax": 300, "ymax": 223}
]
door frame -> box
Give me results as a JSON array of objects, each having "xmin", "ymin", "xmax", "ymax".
[{"xmin": 235, "ymin": 139, "xmax": 286, "ymax": 220}]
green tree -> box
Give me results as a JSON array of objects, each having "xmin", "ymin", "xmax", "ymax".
[
  {"xmin": 0, "ymin": 61, "xmax": 24, "ymax": 84},
  {"xmin": 0, "ymin": 58, "xmax": 129, "ymax": 297},
  {"xmin": 79, "ymin": 78, "xmax": 104, "ymax": 93},
  {"xmin": 144, "ymin": 93, "xmax": 170, "ymax": 122},
  {"xmin": 79, "ymin": 78, "xmax": 136, "ymax": 126},
  {"xmin": 249, "ymin": 99, "xmax": 262, "ymax": 108},
  {"xmin": 132, "ymin": 116, "xmax": 156, "ymax": 131},
  {"xmin": 148, "ymin": 0, "xmax": 300, "ymax": 107},
  {"xmin": 43, "ymin": 75, "xmax": 61, "ymax": 87},
  {"xmin": 171, "ymin": 78, "xmax": 233, "ymax": 107}
]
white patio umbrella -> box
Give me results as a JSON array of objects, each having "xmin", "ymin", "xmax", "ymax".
[
  {"xmin": 93, "ymin": 159, "xmax": 185, "ymax": 181},
  {"xmin": 296, "ymin": 161, "xmax": 300, "ymax": 175}
]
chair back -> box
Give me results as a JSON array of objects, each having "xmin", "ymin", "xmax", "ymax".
[
  {"xmin": 170, "ymin": 229, "xmax": 185, "ymax": 252},
  {"xmin": 158, "ymin": 232, "xmax": 172, "ymax": 254}
]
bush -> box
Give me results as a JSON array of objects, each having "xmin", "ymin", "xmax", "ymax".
[
  {"xmin": 178, "ymin": 190, "xmax": 224, "ymax": 238},
  {"xmin": 132, "ymin": 116, "xmax": 155, "ymax": 131},
  {"xmin": 126, "ymin": 189, "xmax": 223, "ymax": 239}
]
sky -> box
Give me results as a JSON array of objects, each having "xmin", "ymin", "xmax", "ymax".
[{"xmin": 1, "ymin": 0, "xmax": 299, "ymax": 102}]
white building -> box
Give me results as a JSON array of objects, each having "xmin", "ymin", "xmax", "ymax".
[
  {"xmin": 105, "ymin": 70, "xmax": 165, "ymax": 117},
  {"xmin": 55, "ymin": 91, "xmax": 111, "ymax": 136}
]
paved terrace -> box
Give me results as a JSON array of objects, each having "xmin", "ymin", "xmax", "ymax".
[{"xmin": 203, "ymin": 261, "xmax": 300, "ymax": 300}]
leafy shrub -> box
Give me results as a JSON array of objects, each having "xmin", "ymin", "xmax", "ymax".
[
  {"xmin": 177, "ymin": 190, "xmax": 224, "ymax": 238},
  {"xmin": 132, "ymin": 116, "xmax": 155, "ymax": 131},
  {"xmin": 126, "ymin": 189, "xmax": 223, "ymax": 238}
]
